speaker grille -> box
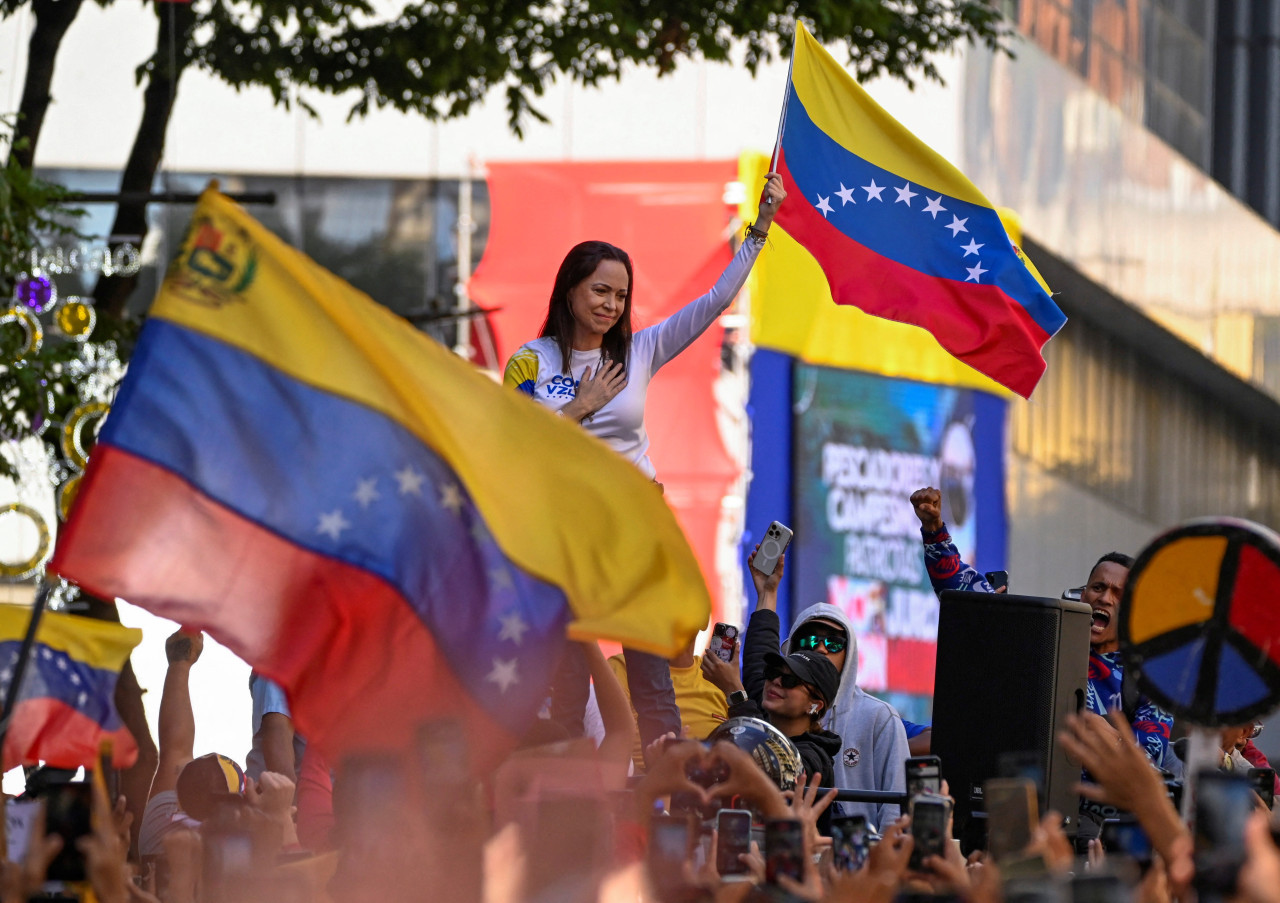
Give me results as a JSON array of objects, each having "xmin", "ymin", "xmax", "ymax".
[{"xmin": 931, "ymin": 591, "xmax": 1089, "ymax": 828}]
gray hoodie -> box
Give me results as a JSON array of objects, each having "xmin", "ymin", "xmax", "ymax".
[{"xmin": 785, "ymin": 602, "xmax": 910, "ymax": 830}]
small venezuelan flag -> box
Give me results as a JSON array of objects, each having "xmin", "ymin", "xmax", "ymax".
[
  {"xmin": 0, "ymin": 605, "xmax": 140, "ymax": 771},
  {"xmin": 51, "ymin": 186, "xmax": 711, "ymax": 769},
  {"xmin": 773, "ymin": 24, "xmax": 1066, "ymax": 398}
]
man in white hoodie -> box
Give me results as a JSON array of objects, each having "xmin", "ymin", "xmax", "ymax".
[
  {"xmin": 703, "ymin": 545, "xmax": 911, "ymax": 830},
  {"xmin": 784, "ymin": 600, "xmax": 911, "ymax": 829}
]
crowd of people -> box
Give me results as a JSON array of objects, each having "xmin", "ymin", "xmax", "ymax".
[
  {"xmin": 8, "ymin": 482, "xmax": 1280, "ymax": 903},
  {"xmin": 8, "ymin": 176, "xmax": 1280, "ymax": 902}
]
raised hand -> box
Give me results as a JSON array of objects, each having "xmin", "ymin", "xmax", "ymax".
[
  {"xmin": 705, "ymin": 742, "xmax": 789, "ymax": 820},
  {"xmin": 783, "ymin": 771, "xmax": 837, "ymax": 854},
  {"xmin": 164, "ymin": 629, "xmax": 203, "ymax": 666},
  {"xmin": 747, "ymin": 544, "xmax": 785, "ymax": 602},
  {"xmin": 246, "ymin": 771, "xmax": 299, "ymax": 849},
  {"xmin": 755, "ymin": 173, "xmax": 788, "ymax": 228},
  {"xmin": 909, "ymin": 487, "xmax": 944, "ymax": 532},
  {"xmin": 637, "ymin": 740, "xmax": 713, "ymax": 810}
]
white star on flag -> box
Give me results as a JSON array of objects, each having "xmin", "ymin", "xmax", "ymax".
[
  {"xmin": 77, "ymin": 691, "xmax": 88, "ymax": 708},
  {"xmin": 894, "ymin": 183, "xmax": 917, "ymax": 205},
  {"xmin": 835, "ymin": 183, "xmax": 857, "ymax": 206},
  {"xmin": 486, "ymin": 658, "xmax": 519, "ymax": 693},
  {"xmin": 440, "ymin": 483, "xmax": 464, "ymax": 514},
  {"xmin": 966, "ymin": 262, "xmax": 988, "ymax": 282},
  {"xmin": 961, "ymin": 238, "xmax": 984, "ymax": 257},
  {"xmin": 922, "ymin": 196, "xmax": 947, "ymax": 219},
  {"xmin": 490, "ymin": 567, "xmax": 514, "ymax": 591},
  {"xmin": 945, "ymin": 215, "xmax": 969, "ymax": 237},
  {"xmin": 0, "ymin": 669, "xmax": 11, "ymax": 684},
  {"xmin": 498, "ymin": 611, "xmax": 530, "ymax": 645},
  {"xmin": 395, "ymin": 466, "xmax": 425, "ymax": 496},
  {"xmin": 317, "ymin": 509, "xmax": 351, "ymax": 541},
  {"xmin": 815, "ymin": 194, "xmax": 834, "ymax": 217},
  {"xmin": 862, "ymin": 180, "xmax": 885, "ymax": 201},
  {"xmin": 353, "ymin": 477, "xmax": 380, "ymax": 509},
  {"xmin": 41, "ymin": 649, "xmax": 51, "ymax": 660},
  {"xmin": 470, "ymin": 521, "xmax": 489, "ymax": 544},
  {"xmin": 56, "ymin": 657, "xmax": 66, "ymax": 671},
  {"xmin": 70, "ymin": 672, "xmax": 81, "ymax": 685}
]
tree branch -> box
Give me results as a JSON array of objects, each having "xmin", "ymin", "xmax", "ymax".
[
  {"xmin": 9, "ymin": 0, "xmax": 87, "ymax": 169},
  {"xmin": 94, "ymin": 0, "xmax": 195, "ymax": 318}
]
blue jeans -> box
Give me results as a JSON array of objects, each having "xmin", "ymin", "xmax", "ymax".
[{"xmin": 548, "ymin": 645, "xmax": 680, "ymax": 749}]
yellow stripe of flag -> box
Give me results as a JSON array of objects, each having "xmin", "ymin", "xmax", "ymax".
[{"xmin": 789, "ymin": 23, "xmax": 989, "ymax": 207}]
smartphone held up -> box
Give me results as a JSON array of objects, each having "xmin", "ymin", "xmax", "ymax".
[
  {"xmin": 752, "ymin": 522, "xmax": 793, "ymax": 577},
  {"xmin": 708, "ymin": 623, "xmax": 739, "ymax": 664}
]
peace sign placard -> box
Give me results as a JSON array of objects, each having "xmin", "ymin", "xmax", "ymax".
[{"xmin": 1120, "ymin": 518, "xmax": 1280, "ymax": 727}]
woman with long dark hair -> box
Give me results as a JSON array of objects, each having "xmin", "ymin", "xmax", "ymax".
[
  {"xmin": 504, "ymin": 174, "xmax": 786, "ymax": 481},
  {"xmin": 503, "ymin": 175, "xmax": 786, "ymax": 750}
]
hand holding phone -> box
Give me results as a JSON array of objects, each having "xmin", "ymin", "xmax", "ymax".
[
  {"xmin": 1194, "ymin": 770, "xmax": 1254, "ymax": 896},
  {"xmin": 648, "ymin": 815, "xmax": 694, "ymax": 899},
  {"xmin": 708, "ymin": 623, "xmax": 739, "ymax": 664},
  {"xmin": 752, "ymin": 522, "xmax": 793, "ymax": 577},
  {"xmin": 906, "ymin": 756, "xmax": 942, "ymax": 806},
  {"xmin": 764, "ymin": 818, "xmax": 804, "ymax": 885},
  {"xmin": 908, "ymin": 793, "xmax": 952, "ymax": 870},
  {"xmin": 43, "ymin": 782, "xmax": 92, "ymax": 882},
  {"xmin": 715, "ymin": 809, "xmax": 752, "ymax": 879},
  {"xmin": 984, "ymin": 777, "xmax": 1038, "ymax": 863},
  {"xmin": 831, "ymin": 815, "xmax": 870, "ymax": 871}
]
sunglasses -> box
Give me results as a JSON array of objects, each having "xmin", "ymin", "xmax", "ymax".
[
  {"xmin": 764, "ymin": 667, "xmax": 808, "ymax": 690},
  {"xmin": 795, "ymin": 633, "xmax": 847, "ymax": 654}
]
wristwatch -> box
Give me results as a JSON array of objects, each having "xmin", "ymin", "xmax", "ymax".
[{"xmin": 727, "ymin": 689, "xmax": 749, "ymax": 707}]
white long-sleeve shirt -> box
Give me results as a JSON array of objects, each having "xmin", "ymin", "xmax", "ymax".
[{"xmin": 503, "ymin": 236, "xmax": 763, "ymax": 479}]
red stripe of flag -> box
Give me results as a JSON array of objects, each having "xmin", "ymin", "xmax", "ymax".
[{"xmin": 56, "ymin": 447, "xmax": 521, "ymax": 768}]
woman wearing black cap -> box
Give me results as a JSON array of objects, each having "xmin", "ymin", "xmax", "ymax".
[{"xmin": 710, "ymin": 647, "xmax": 841, "ymax": 797}]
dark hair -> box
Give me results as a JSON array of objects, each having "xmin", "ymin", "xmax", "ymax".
[
  {"xmin": 539, "ymin": 241, "xmax": 633, "ymax": 374},
  {"xmin": 1090, "ymin": 551, "xmax": 1135, "ymax": 578}
]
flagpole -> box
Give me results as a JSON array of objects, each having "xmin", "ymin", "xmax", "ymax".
[
  {"xmin": 0, "ymin": 580, "xmax": 52, "ymax": 748},
  {"xmin": 769, "ymin": 30, "xmax": 798, "ymax": 174}
]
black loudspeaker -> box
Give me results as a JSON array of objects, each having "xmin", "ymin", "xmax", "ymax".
[{"xmin": 931, "ymin": 591, "xmax": 1091, "ymax": 835}]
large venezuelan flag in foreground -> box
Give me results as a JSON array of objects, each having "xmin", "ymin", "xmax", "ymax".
[
  {"xmin": 51, "ymin": 187, "xmax": 710, "ymax": 767},
  {"xmin": 0, "ymin": 604, "xmax": 140, "ymax": 771},
  {"xmin": 772, "ymin": 24, "xmax": 1066, "ymax": 398}
]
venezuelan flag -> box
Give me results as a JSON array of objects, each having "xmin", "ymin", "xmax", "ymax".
[
  {"xmin": 51, "ymin": 186, "xmax": 710, "ymax": 766},
  {"xmin": 0, "ymin": 604, "xmax": 140, "ymax": 771},
  {"xmin": 771, "ymin": 24, "xmax": 1066, "ymax": 399}
]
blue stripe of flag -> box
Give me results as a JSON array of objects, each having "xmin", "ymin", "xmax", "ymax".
[
  {"xmin": 102, "ymin": 320, "xmax": 568, "ymax": 720},
  {"xmin": 0, "ymin": 639, "xmax": 123, "ymax": 730}
]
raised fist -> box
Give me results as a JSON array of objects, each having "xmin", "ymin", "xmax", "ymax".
[
  {"xmin": 165, "ymin": 629, "xmax": 204, "ymax": 665},
  {"xmin": 910, "ymin": 487, "xmax": 944, "ymax": 532}
]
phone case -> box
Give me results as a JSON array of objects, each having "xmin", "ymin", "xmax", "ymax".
[
  {"xmin": 754, "ymin": 521, "xmax": 793, "ymax": 576},
  {"xmin": 709, "ymin": 623, "xmax": 739, "ymax": 663}
]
